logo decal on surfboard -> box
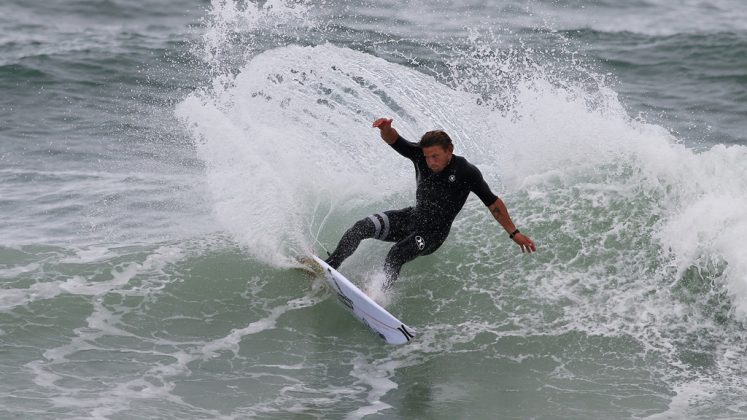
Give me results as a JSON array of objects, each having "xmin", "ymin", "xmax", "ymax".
[
  {"xmin": 332, "ymin": 278, "xmax": 355, "ymax": 310},
  {"xmin": 397, "ymin": 325, "xmax": 415, "ymax": 341}
]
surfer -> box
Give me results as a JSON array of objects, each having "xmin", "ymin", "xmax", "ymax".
[{"xmin": 325, "ymin": 118, "xmax": 536, "ymax": 290}]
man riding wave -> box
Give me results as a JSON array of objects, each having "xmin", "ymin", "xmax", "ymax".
[{"xmin": 323, "ymin": 118, "xmax": 536, "ymax": 290}]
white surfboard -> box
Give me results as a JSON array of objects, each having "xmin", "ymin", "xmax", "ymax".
[{"xmin": 311, "ymin": 256, "xmax": 416, "ymax": 345}]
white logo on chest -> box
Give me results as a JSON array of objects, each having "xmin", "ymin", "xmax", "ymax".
[{"xmin": 448, "ymin": 174, "xmax": 456, "ymax": 182}]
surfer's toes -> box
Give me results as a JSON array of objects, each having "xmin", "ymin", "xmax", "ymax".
[{"xmin": 298, "ymin": 257, "xmax": 323, "ymax": 275}]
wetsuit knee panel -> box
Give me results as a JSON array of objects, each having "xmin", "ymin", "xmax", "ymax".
[{"xmin": 364, "ymin": 212, "xmax": 396, "ymax": 241}]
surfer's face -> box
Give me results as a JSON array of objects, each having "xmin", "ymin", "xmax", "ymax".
[{"xmin": 422, "ymin": 145, "xmax": 453, "ymax": 173}]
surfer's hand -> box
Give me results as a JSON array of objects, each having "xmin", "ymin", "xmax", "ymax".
[
  {"xmin": 513, "ymin": 233, "xmax": 536, "ymax": 253},
  {"xmin": 372, "ymin": 118, "xmax": 393, "ymax": 129},
  {"xmin": 373, "ymin": 118, "xmax": 398, "ymax": 144}
]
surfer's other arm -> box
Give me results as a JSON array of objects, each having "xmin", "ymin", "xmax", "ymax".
[
  {"xmin": 488, "ymin": 198, "xmax": 537, "ymax": 253},
  {"xmin": 372, "ymin": 118, "xmax": 398, "ymax": 144}
]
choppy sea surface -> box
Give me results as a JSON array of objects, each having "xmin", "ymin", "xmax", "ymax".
[{"xmin": 2, "ymin": 0, "xmax": 746, "ymax": 418}]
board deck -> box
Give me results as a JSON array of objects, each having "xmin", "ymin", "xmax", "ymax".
[{"xmin": 311, "ymin": 256, "xmax": 415, "ymax": 345}]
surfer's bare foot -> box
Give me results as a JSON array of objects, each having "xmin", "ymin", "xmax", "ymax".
[{"xmin": 296, "ymin": 257, "xmax": 323, "ymax": 275}]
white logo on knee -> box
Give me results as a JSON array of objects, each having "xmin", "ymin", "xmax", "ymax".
[{"xmin": 415, "ymin": 236, "xmax": 425, "ymax": 250}]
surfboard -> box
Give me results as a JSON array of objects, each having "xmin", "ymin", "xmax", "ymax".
[{"xmin": 311, "ymin": 255, "xmax": 416, "ymax": 345}]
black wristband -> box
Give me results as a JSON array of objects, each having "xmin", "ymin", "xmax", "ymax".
[{"xmin": 509, "ymin": 229, "xmax": 520, "ymax": 239}]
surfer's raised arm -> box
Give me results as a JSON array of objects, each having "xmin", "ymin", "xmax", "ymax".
[{"xmin": 372, "ymin": 117, "xmax": 398, "ymax": 144}]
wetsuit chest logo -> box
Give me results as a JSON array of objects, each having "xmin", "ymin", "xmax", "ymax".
[{"xmin": 448, "ymin": 174, "xmax": 456, "ymax": 182}]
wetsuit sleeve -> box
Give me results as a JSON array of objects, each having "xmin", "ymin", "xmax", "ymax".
[
  {"xmin": 389, "ymin": 135, "xmax": 422, "ymax": 161},
  {"xmin": 467, "ymin": 164, "xmax": 499, "ymax": 206}
]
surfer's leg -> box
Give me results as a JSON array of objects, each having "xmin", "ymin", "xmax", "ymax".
[
  {"xmin": 382, "ymin": 235, "xmax": 422, "ymax": 290},
  {"xmin": 326, "ymin": 209, "xmax": 411, "ymax": 269},
  {"xmin": 325, "ymin": 217, "xmax": 376, "ymax": 269},
  {"xmin": 382, "ymin": 229, "xmax": 449, "ymax": 290}
]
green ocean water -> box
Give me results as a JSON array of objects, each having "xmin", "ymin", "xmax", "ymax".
[{"xmin": 2, "ymin": 0, "xmax": 747, "ymax": 418}]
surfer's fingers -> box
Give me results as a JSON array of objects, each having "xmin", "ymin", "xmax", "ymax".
[{"xmin": 372, "ymin": 117, "xmax": 393, "ymax": 128}]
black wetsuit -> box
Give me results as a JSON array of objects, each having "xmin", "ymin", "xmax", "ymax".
[{"xmin": 326, "ymin": 135, "xmax": 498, "ymax": 288}]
